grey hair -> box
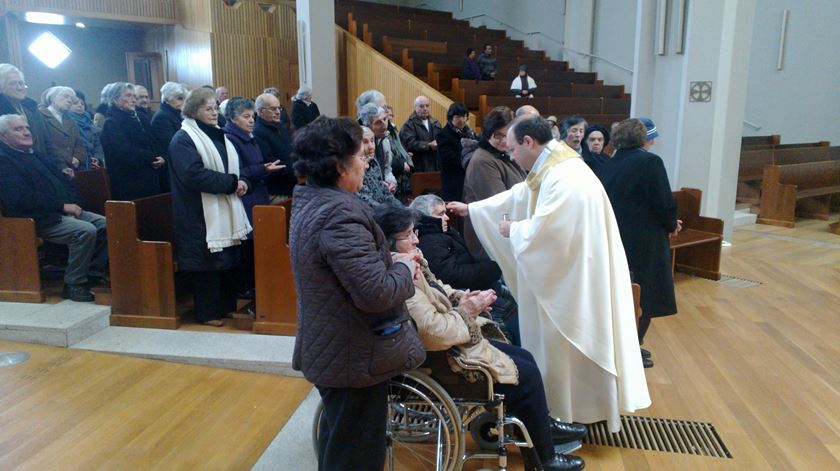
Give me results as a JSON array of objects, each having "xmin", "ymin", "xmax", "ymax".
[
  {"xmin": 134, "ymin": 84, "xmax": 148, "ymax": 93},
  {"xmin": 0, "ymin": 63, "xmax": 24, "ymax": 89},
  {"xmin": 105, "ymin": 82, "xmax": 134, "ymax": 107},
  {"xmin": 224, "ymin": 96, "xmax": 254, "ymax": 121},
  {"xmin": 355, "ymin": 89, "xmax": 385, "ymax": 117},
  {"xmin": 409, "ymin": 194, "xmax": 445, "ymax": 216},
  {"xmin": 358, "ymin": 103, "xmax": 386, "ymax": 127},
  {"xmin": 360, "ymin": 125, "xmax": 373, "ymax": 136},
  {"xmin": 294, "ymin": 85, "xmax": 312, "ymax": 101},
  {"xmin": 262, "ymin": 87, "xmax": 281, "ymax": 98},
  {"xmin": 0, "ymin": 113, "xmax": 27, "ymax": 135},
  {"xmin": 42, "ymin": 86, "xmax": 75, "ymax": 106},
  {"xmin": 99, "ymin": 82, "xmax": 116, "ymax": 105},
  {"xmin": 160, "ymin": 81, "xmax": 187, "ymax": 102}
]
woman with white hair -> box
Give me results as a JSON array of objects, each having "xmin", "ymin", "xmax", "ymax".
[
  {"xmin": 290, "ymin": 85, "xmax": 320, "ymax": 129},
  {"xmin": 38, "ymin": 86, "xmax": 86, "ymax": 170},
  {"xmin": 151, "ymin": 81, "xmax": 188, "ymax": 154},
  {"xmin": 0, "ymin": 63, "xmax": 59, "ymax": 162},
  {"xmin": 100, "ymin": 82, "xmax": 167, "ymax": 200}
]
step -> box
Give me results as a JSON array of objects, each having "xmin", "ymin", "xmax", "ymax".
[
  {"xmin": 252, "ymin": 387, "xmax": 319, "ymax": 470},
  {"xmin": 732, "ymin": 207, "xmax": 757, "ymax": 227},
  {"xmin": 0, "ymin": 300, "xmax": 110, "ymax": 347},
  {"xmin": 71, "ymin": 327, "xmax": 299, "ymax": 377}
]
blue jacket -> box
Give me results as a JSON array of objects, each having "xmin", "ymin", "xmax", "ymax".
[{"xmin": 224, "ymin": 121, "xmax": 270, "ymax": 227}]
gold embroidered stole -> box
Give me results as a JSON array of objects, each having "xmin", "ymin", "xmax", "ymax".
[{"xmin": 524, "ymin": 143, "xmax": 580, "ymax": 215}]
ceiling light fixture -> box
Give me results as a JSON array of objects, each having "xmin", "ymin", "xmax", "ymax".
[
  {"xmin": 24, "ymin": 12, "xmax": 66, "ymax": 25},
  {"xmin": 28, "ymin": 32, "xmax": 72, "ymax": 69}
]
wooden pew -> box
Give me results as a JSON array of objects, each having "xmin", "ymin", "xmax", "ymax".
[
  {"xmin": 410, "ymin": 172, "xmax": 442, "ymax": 198},
  {"xmin": 427, "ymin": 63, "xmax": 462, "ymax": 92},
  {"xmin": 72, "ymin": 167, "xmax": 111, "ymax": 216},
  {"xmin": 670, "ymin": 188, "xmax": 724, "ymax": 280},
  {"xmin": 736, "ymin": 149, "xmax": 774, "ymax": 205},
  {"xmin": 0, "ymin": 203, "xmax": 43, "ymax": 303},
  {"xmin": 742, "ymin": 135, "xmax": 780, "ymax": 146},
  {"xmin": 106, "ymin": 193, "xmax": 180, "ymax": 329},
  {"xmin": 757, "ymin": 161, "xmax": 840, "ymax": 227},
  {"xmin": 478, "ymin": 96, "xmax": 611, "ymax": 124},
  {"xmin": 252, "ymin": 203, "xmax": 297, "ymax": 336}
]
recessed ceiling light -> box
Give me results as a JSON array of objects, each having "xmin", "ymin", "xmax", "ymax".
[
  {"xmin": 24, "ymin": 12, "xmax": 65, "ymax": 25},
  {"xmin": 75, "ymin": 22, "xmax": 86, "ymax": 28},
  {"xmin": 28, "ymin": 32, "xmax": 71, "ymax": 69}
]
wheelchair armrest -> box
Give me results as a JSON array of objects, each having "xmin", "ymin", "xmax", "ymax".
[{"xmin": 448, "ymin": 351, "xmax": 496, "ymax": 399}]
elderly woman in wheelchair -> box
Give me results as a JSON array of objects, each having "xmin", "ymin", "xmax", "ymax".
[{"xmin": 373, "ymin": 203, "xmax": 586, "ymax": 471}]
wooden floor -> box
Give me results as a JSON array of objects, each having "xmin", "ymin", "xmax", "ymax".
[
  {"xmin": 2, "ymin": 220, "xmax": 838, "ymax": 470},
  {"xmin": 0, "ymin": 341, "xmax": 311, "ymax": 470}
]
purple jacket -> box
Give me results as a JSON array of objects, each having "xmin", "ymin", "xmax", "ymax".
[{"xmin": 223, "ymin": 121, "xmax": 270, "ymax": 227}]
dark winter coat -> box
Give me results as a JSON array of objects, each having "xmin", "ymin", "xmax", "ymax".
[
  {"xmin": 0, "ymin": 142, "xmax": 83, "ymax": 231},
  {"xmin": 583, "ymin": 152, "xmax": 609, "ymax": 174},
  {"xmin": 38, "ymin": 106, "xmax": 86, "ymax": 169},
  {"xmin": 290, "ymin": 184, "xmax": 425, "ymax": 388},
  {"xmin": 436, "ymin": 122, "xmax": 475, "ymax": 201},
  {"xmin": 598, "ymin": 146, "xmax": 678, "ymax": 318},
  {"xmin": 290, "ymin": 99, "xmax": 320, "ymax": 129},
  {"xmin": 0, "ymin": 94, "xmax": 60, "ymax": 168},
  {"xmin": 223, "ymin": 121, "xmax": 270, "ymax": 227},
  {"xmin": 415, "ymin": 215, "xmax": 501, "ymax": 290},
  {"xmin": 462, "ymin": 57, "xmax": 482, "ymax": 80},
  {"xmin": 253, "ymin": 116, "xmax": 296, "ymax": 197},
  {"xmin": 101, "ymin": 106, "xmax": 165, "ymax": 201},
  {"xmin": 168, "ymin": 121, "xmax": 244, "ymax": 272},
  {"xmin": 150, "ymin": 101, "xmax": 183, "ymax": 156},
  {"xmin": 399, "ymin": 112, "xmax": 442, "ymax": 172}
]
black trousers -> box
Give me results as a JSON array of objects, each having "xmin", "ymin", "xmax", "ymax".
[
  {"xmin": 316, "ymin": 381, "xmax": 389, "ymax": 471},
  {"xmin": 191, "ymin": 269, "xmax": 238, "ymax": 323},
  {"xmin": 490, "ymin": 340, "xmax": 554, "ymax": 463}
]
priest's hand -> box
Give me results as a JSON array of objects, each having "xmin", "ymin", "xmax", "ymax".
[
  {"xmin": 445, "ymin": 201, "xmax": 468, "ymax": 217},
  {"xmin": 498, "ymin": 220, "xmax": 513, "ymax": 238}
]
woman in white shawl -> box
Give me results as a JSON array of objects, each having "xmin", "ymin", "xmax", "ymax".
[{"xmin": 168, "ymin": 88, "xmax": 252, "ymax": 326}]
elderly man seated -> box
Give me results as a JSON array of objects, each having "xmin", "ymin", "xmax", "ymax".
[
  {"xmin": 373, "ymin": 203, "xmax": 586, "ymax": 471},
  {"xmin": 410, "ymin": 194, "xmax": 520, "ymax": 345},
  {"xmin": 0, "ymin": 114, "xmax": 107, "ymax": 302}
]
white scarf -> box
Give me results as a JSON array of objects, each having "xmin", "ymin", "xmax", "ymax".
[{"xmin": 180, "ymin": 118, "xmax": 252, "ymax": 253}]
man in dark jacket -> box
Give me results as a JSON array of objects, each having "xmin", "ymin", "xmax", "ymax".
[
  {"xmin": 399, "ymin": 95, "xmax": 442, "ymax": 172},
  {"xmin": 253, "ymin": 93, "xmax": 297, "ymax": 201},
  {"xmin": 0, "ymin": 114, "xmax": 107, "ymax": 302},
  {"xmin": 436, "ymin": 102, "xmax": 475, "ymax": 201},
  {"xmin": 100, "ymin": 83, "xmax": 167, "ymax": 201},
  {"xmin": 0, "ymin": 64, "xmax": 61, "ymax": 170}
]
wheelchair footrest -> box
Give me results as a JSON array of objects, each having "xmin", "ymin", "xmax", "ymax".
[{"xmin": 555, "ymin": 439, "xmax": 582, "ymax": 455}]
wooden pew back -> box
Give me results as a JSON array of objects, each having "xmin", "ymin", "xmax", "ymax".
[
  {"xmin": 410, "ymin": 172, "xmax": 442, "ymax": 198},
  {"xmin": 253, "ymin": 202, "xmax": 297, "ymax": 335},
  {"xmin": 772, "ymin": 146, "xmax": 830, "ymax": 166},
  {"xmin": 0, "ymin": 202, "xmax": 43, "ymax": 302},
  {"xmin": 776, "ymin": 160, "xmax": 840, "ymax": 190},
  {"xmin": 669, "ymin": 188, "xmax": 723, "ymax": 280},
  {"xmin": 742, "ymin": 134, "xmax": 780, "ymax": 146},
  {"xmin": 72, "ymin": 167, "xmax": 111, "ymax": 216},
  {"xmin": 738, "ymin": 149, "xmax": 774, "ymax": 182}
]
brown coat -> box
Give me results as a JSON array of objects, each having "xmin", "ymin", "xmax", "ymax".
[
  {"xmin": 462, "ymin": 140, "xmax": 527, "ymax": 256},
  {"xmin": 38, "ymin": 106, "xmax": 85, "ymax": 169},
  {"xmin": 405, "ymin": 256, "xmax": 517, "ymax": 384}
]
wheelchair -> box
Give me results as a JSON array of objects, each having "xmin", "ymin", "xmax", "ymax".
[{"xmin": 312, "ymin": 349, "xmax": 543, "ymax": 471}]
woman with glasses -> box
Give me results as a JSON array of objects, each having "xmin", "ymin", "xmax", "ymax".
[
  {"xmin": 436, "ymin": 102, "xmax": 476, "ymax": 202},
  {"xmin": 461, "ymin": 106, "xmax": 526, "ymax": 257},
  {"xmin": 357, "ymin": 125, "xmax": 400, "ymax": 208},
  {"xmin": 0, "ymin": 64, "xmax": 60, "ymax": 166}
]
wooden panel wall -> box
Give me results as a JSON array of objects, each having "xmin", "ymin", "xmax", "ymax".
[
  {"xmin": 1, "ymin": 0, "xmax": 177, "ymax": 23},
  {"xmin": 145, "ymin": 24, "xmax": 213, "ymax": 89},
  {"xmin": 176, "ymin": 0, "xmax": 210, "ymax": 32},
  {"xmin": 210, "ymin": 1, "xmax": 297, "ymax": 102},
  {"xmin": 337, "ymin": 26, "xmax": 474, "ymax": 128}
]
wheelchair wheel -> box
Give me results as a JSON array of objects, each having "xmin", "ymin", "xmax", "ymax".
[
  {"xmin": 312, "ymin": 400, "xmax": 324, "ymax": 456},
  {"xmin": 386, "ymin": 370, "xmax": 464, "ymax": 471},
  {"xmin": 468, "ymin": 411, "xmax": 501, "ymax": 450}
]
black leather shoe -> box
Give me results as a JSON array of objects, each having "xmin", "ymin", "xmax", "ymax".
[
  {"xmin": 543, "ymin": 453, "xmax": 585, "ymax": 471},
  {"xmin": 643, "ymin": 357, "xmax": 654, "ymax": 368},
  {"xmin": 641, "ymin": 348, "xmax": 651, "ymax": 358},
  {"xmin": 549, "ymin": 417, "xmax": 588, "ymax": 444},
  {"xmin": 62, "ymin": 284, "xmax": 95, "ymax": 302}
]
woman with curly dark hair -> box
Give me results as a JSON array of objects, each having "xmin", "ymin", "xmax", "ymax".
[{"xmin": 289, "ymin": 116, "xmax": 425, "ymax": 470}]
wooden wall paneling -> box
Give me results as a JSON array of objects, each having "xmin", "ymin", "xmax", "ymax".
[
  {"xmin": 2, "ymin": 0, "xmax": 177, "ymax": 24},
  {"xmin": 175, "ymin": 0, "xmax": 211, "ymax": 32},
  {"xmin": 337, "ymin": 26, "xmax": 475, "ymax": 129},
  {"xmin": 143, "ymin": 24, "xmax": 212, "ymax": 88}
]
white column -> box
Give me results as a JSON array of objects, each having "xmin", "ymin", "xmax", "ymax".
[
  {"xmin": 631, "ymin": 0, "xmax": 756, "ymax": 240},
  {"xmin": 296, "ymin": 0, "xmax": 338, "ymax": 116},
  {"xmin": 562, "ymin": 0, "xmax": 595, "ymax": 72}
]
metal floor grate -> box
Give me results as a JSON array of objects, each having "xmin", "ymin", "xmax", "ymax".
[
  {"xmin": 584, "ymin": 415, "xmax": 732, "ymax": 459},
  {"xmin": 714, "ymin": 274, "xmax": 762, "ymax": 288}
]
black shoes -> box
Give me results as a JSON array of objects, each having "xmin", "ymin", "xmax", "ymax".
[
  {"xmin": 549, "ymin": 417, "xmax": 588, "ymax": 444},
  {"xmin": 543, "ymin": 452, "xmax": 585, "ymax": 471},
  {"xmin": 62, "ymin": 283, "xmax": 95, "ymax": 302},
  {"xmin": 641, "ymin": 348, "xmax": 654, "ymax": 368},
  {"xmin": 641, "ymin": 348, "xmax": 651, "ymax": 358}
]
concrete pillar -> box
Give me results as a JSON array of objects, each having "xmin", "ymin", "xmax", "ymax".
[
  {"xmin": 631, "ymin": 0, "xmax": 756, "ymax": 241},
  {"xmin": 296, "ymin": 0, "xmax": 338, "ymax": 115}
]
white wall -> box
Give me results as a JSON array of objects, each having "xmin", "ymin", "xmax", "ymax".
[
  {"xmin": 591, "ymin": 0, "xmax": 636, "ymax": 90},
  {"xmin": 742, "ymin": 0, "xmax": 840, "ymax": 144}
]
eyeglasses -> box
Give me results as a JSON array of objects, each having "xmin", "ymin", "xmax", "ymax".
[
  {"xmin": 395, "ymin": 229, "xmax": 419, "ymax": 241},
  {"xmin": 6, "ymin": 80, "xmax": 27, "ymax": 89},
  {"xmin": 491, "ymin": 132, "xmax": 506, "ymax": 140}
]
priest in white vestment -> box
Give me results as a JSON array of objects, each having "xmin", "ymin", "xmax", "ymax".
[{"xmin": 447, "ymin": 116, "xmax": 650, "ymax": 432}]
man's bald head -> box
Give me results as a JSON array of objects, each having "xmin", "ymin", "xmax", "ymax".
[
  {"xmin": 515, "ymin": 104, "xmax": 540, "ymax": 118},
  {"xmin": 414, "ymin": 95, "xmax": 431, "ymax": 119},
  {"xmin": 255, "ymin": 93, "xmax": 281, "ymax": 124}
]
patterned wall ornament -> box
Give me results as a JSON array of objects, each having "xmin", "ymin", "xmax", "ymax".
[{"xmin": 689, "ymin": 81, "xmax": 713, "ymax": 102}]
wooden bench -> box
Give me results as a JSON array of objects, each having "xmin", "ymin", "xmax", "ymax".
[
  {"xmin": 670, "ymin": 188, "xmax": 724, "ymax": 280},
  {"xmin": 252, "ymin": 203, "xmax": 297, "ymax": 335},
  {"xmin": 742, "ymin": 134, "xmax": 780, "ymax": 146},
  {"xmin": 73, "ymin": 167, "xmax": 112, "ymax": 215},
  {"xmin": 410, "ymin": 172, "xmax": 442, "ymax": 198},
  {"xmin": 738, "ymin": 144, "xmax": 837, "ymax": 208},
  {"xmin": 478, "ymin": 95, "xmax": 626, "ymax": 125},
  {"xmin": 757, "ymin": 160, "xmax": 840, "ymax": 227},
  {"xmin": 106, "ymin": 193, "xmax": 180, "ymax": 329},
  {"xmin": 0, "ymin": 204, "xmax": 43, "ymax": 303}
]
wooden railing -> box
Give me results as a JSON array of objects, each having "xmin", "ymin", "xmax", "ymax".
[{"xmin": 336, "ymin": 26, "xmax": 475, "ymax": 129}]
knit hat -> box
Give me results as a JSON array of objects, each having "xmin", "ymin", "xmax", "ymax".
[
  {"xmin": 546, "ymin": 115, "xmax": 558, "ymax": 125},
  {"xmin": 519, "ymin": 64, "xmax": 528, "ymax": 72},
  {"xmin": 583, "ymin": 124, "xmax": 611, "ymax": 147},
  {"xmin": 638, "ymin": 117, "xmax": 659, "ymax": 141}
]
